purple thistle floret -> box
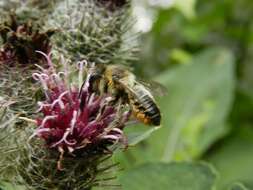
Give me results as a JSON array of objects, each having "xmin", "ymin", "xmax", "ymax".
[{"xmin": 31, "ymin": 52, "xmax": 130, "ymax": 165}]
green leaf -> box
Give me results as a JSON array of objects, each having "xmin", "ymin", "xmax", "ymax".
[
  {"xmin": 119, "ymin": 162, "xmax": 217, "ymax": 190},
  {"xmin": 112, "ymin": 125, "xmax": 161, "ymax": 169},
  {"xmin": 127, "ymin": 126, "xmax": 161, "ymax": 146},
  {"xmin": 206, "ymin": 126, "xmax": 253, "ymax": 190},
  {"xmin": 229, "ymin": 183, "xmax": 250, "ymax": 190},
  {"xmin": 173, "ymin": 0, "xmax": 196, "ymax": 19},
  {"xmin": 157, "ymin": 47, "xmax": 235, "ymax": 162},
  {"xmin": 170, "ymin": 48, "xmax": 193, "ymax": 64}
]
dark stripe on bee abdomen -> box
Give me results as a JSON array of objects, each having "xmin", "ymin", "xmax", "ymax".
[{"xmin": 133, "ymin": 94, "xmax": 161, "ymax": 126}]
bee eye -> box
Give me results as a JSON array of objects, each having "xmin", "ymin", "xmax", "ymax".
[{"xmin": 91, "ymin": 74, "xmax": 101, "ymax": 80}]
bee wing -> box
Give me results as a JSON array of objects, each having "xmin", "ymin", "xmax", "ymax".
[
  {"xmin": 117, "ymin": 79, "xmax": 145, "ymax": 100},
  {"xmin": 137, "ymin": 79, "xmax": 168, "ymax": 97}
]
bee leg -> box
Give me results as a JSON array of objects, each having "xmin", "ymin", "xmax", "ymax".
[
  {"xmin": 109, "ymin": 89, "xmax": 128, "ymax": 106},
  {"xmin": 106, "ymin": 92, "xmax": 120, "ymax": 106}
]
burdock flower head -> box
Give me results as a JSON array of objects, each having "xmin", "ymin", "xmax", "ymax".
[
  {"xmin": 31, "ymin": 52, "xmax": 130, "ymax": 169},
  {"xmin": 0, "ymin": 14, "xmax": 56, "ymax": 66},
  {"xmin": 96, "ymin": 0, "xmax": 128, "ymax": 10}
]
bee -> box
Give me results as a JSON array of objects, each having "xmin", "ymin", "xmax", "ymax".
[{"xmin": 84, "ymin": 64, "xmax": 166, "ymax": 126}]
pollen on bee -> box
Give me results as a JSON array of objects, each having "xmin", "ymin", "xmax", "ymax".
[{"xmin": 134, "ymin": 112, "xmax": 150, "ymax": 124}]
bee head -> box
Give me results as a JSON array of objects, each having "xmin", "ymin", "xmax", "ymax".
[{"xmin": 89, "ymin": 73, "xmax": 102, "ymax": 81}]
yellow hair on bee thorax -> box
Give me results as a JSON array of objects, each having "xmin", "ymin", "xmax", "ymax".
[{"xmin": 108, "ymin": 78, "xmax": 114, "ymax": 87}]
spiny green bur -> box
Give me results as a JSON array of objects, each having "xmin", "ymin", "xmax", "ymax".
[{"xmin": 47, "ymin": 0, "xmax": 138, "ymax": 65}]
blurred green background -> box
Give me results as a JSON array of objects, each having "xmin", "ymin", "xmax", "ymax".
[{"xmin": 115, "ymin": 0, "xmax": 253, "ymax": 189}]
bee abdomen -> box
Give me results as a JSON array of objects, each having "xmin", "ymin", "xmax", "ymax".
[{"xmin": 133, "ymin": 95, "xmax": 161, "ymax": 126}]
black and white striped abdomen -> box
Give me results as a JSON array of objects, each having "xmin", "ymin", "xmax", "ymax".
[{"xmin": 131, "ymin": 85, "xmax": 161, "ymax": 126}]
